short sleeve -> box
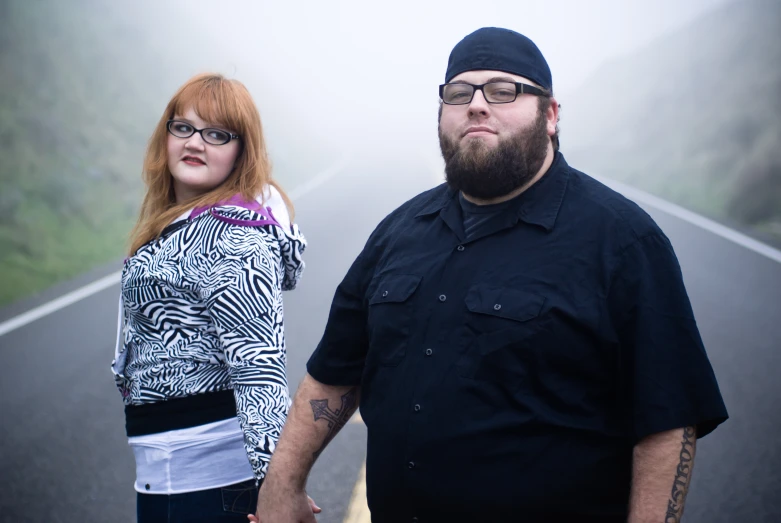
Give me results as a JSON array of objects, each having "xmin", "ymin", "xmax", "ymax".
[
  {"xmin": 306, "ymin": 246, "xmax": 374, "ymax": 386},
  {"xmin": 608, "ymin": 233, "xmax": 728, "ymax": 443}
]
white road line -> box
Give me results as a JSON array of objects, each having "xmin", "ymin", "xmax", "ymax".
[
  {"xmin": 424, "ymin": 153, "xmax": 781, "ymax": 265},
  {"xmin": 0, "ymin": 271, "xmax": 124, "ymax": 337},
  {"xmin": 592, "ymin": 175, "xmax": 781, "ymax": 264},
  {"xmin": 289, "ymin": 154, "xmax": 351, "ymax": 200},
  {"xmin": 0, "ymin": 155, "xmax": 351, "ymax": 338}
]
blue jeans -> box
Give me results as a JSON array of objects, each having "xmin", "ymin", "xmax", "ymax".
[{"xmin": 137, "ymin": 478, "xmax": 259, "ymax": 522}]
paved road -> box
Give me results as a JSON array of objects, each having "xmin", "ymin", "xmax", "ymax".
[{"xmin": 1, "ymin": 149, "xmax": 780, "ymax": 522}]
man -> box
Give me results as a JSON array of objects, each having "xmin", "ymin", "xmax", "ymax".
[{"xmin": 254, "ymin": 27, "xmax": 728, "ymax": 522}]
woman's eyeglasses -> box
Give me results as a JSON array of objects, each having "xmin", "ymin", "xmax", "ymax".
[{"xmin": 166, "ymin": 120, "xmax": 240, "ymax": 145}]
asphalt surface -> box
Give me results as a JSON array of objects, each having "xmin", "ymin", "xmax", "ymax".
[{"xmin": 1, "ymin": 149, "xmax": 780, "ymax": 522}]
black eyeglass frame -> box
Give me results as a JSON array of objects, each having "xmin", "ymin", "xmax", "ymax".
[
  {"xmin": 166, "ymin": 120, "xmax": 240, "ymax": 145},
  {"xmin": 439, "ymin": 82, "xmax": 548, "ymax": 105}
]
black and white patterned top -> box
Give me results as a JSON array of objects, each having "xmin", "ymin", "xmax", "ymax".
[{"xmin": 112, "ymin": 193, "xmax": 306, "ymax": 479}]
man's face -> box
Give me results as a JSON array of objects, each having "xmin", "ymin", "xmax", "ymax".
[
  {"xmin": 438, "ymin": 70, "xmax": 557, "ymax": 200},
  {"xmin": 439, "ymin": 70, "xmax": 550, "ymax": 149}
]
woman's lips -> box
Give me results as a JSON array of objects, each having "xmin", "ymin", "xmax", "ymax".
[{"xmin": 182, "ymin": 156, "xmax": 206, "ymax": 166}]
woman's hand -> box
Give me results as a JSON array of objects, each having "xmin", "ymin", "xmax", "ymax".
[{"xmin": 247, "ymin": 495, "xmax": 321, "ymax": 522}]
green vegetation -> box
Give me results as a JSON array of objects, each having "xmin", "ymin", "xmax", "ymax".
[
  {"xmin": 0, "ymin": 0, "xmax": 327, "ymax": 306},
  {"xmin": 564, "ymin": 0, "xmax": 781, "ymax": 245},
  {"xmin": 0, "ymin": 0, "xmax": 150, "ymax": 304},
  {"xmin": 8, "ymin": 0, "xmax": 775, "ymax": 308}
]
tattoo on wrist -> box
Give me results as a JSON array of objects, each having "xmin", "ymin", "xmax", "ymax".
[
  {"xmin": 665, "ymin": 426, "xmax": 697, "ymax": 523},
  {"xmin": 309, "ymin": 388, "xmax": 358, "ymax": 459}
]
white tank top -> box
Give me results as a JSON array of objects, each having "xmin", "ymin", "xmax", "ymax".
[{"xmin": 128, "ymin": 417, "xmax": 254, "ymax": 494}]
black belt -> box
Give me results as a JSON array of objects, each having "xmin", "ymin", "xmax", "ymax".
[{"xmin": 125, "ymin": 389, "xmax": 237, "ymax": 437}]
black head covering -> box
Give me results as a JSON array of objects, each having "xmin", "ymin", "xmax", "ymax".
[{"xmin": 445, "ymin": 27, "xmax": 552, "ymax": 91}]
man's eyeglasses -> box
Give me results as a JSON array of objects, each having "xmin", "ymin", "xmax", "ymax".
[
  {"xmin": 166, "ymin": 120, "xmax": 240, "ymax": 145},
  {"xmin": 439, "ymin": 82, "xmax": 547, "ymax": 105}
]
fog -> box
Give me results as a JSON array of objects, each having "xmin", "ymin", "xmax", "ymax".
[
  {"xmin": 143, "ymin": 0, "xmax": 732, "ymax": 158},
  {"xmin": 3, "ymin": 0, "xmax": 773, "ymax": 306},
  {"xmin": 3, "ymin": 4, "xmax": 781, "ymax": 521}
]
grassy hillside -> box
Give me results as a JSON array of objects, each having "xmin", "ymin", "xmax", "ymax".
[
  {"xmin": 0, "ymin": 0, "xmax": 330, "ymax": 306},
  {"xmin": 0, "ymin": 1, "xmax": 157, "ymax": 304},
  {"xmin": 562, "ymin": 0, "xmax": 781, "ymax": 244}
]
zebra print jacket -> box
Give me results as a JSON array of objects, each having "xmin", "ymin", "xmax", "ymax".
[{"xmin": 112, "ymin": 192, "xmax": 305, "ymax": 479}]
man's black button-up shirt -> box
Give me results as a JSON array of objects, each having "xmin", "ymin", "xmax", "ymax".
[{"xmin": 307, "ymin": 153, "xmax": 728, "ymax": 522}]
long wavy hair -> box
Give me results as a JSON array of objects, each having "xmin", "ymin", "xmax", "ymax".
[{"xmin": 129, "ymin": 73, "xmax": 293, "ymax": 255}]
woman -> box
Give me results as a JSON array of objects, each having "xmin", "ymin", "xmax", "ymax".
[{"xmin": 112, "ymin": 73, "xmax": 316, "ymax": 522}]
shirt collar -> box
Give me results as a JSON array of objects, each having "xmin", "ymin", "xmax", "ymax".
[
  {"xmin": 414, "ymin": 181, "xmax": 457, "ymax": 217},
  {"xmin": 415, "ymin": 152, "xmax": 571, "ymax": 232}
]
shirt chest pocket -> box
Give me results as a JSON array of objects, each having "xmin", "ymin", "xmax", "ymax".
[
  {"xmin": 459, "ymin": 285, "xmax": 548, "ymax": 383},
  {"xmin": 367, "ymin": 274, "xmax": 422, "ymax": 367}
]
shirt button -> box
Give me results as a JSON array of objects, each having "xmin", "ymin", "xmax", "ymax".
[
  {"xmin": 457, "ymin": 245, "xmax": 465, "ymax": 251},
  {"xmin": 408, "ymin": 461, "xmax": 415, "ymax": 469},
  {"xmin": 382, "ymin": 290, "xmax": 389, "ymax": 297},
  {"xmin": 493, "ymin": 303, "xmax": 502, "ymax": 310},
  {"xmin": 145, "ymin": 484, "xmax": 150, "ymax": 491},
  {"xmin": 414, "ymin": 404, "xmax": 421, "ymax": 412},
  {"xmin": 438, "ymin": 294, "xmax": 447, "ymax": 302},
  {"xmin": 425, "ymin": 348, "xmax": 433, "ymax": 356}
]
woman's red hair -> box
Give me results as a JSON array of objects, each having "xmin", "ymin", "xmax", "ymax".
[{"xmin": 129, "ymin": 73, "xmax": 292, "ymax": 255}]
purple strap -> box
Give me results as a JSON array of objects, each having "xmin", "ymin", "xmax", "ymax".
[{"xmin": 189, "ymin": 194, "xmax": 281, "ymax": 228}]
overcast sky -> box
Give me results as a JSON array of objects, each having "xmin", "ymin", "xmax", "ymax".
[
  {"xmin": 128, "ymin": 0, "xmax": 736, "ymax": 164},
  {"xmin": 162, "ymin": 0, "xmax": 732, "ymax": 93}
]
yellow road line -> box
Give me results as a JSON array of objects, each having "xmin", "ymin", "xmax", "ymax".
[
  {"xmin": 343, "ymin": 411, "xmax": 370, "ymax": 522},
  {"xmin": 342, "ymin": 460, "xmax": 369, "ymax": 523}
]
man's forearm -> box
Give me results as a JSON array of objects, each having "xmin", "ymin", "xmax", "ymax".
[
  {"xmin": 265, "ymin": 373, "xmax": 360, "ymax": 489},
  {"xmin": 628, "ymin": 426, "xmax": 697, "ymax": 523}
]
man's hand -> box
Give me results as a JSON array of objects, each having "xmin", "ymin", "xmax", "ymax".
[
  {"xmin": 247, "ymin": 375, "xmax": 359, "ymax": 522},
  {"xmin": 247, "ymin": 493, "xmax": 321, "ymax": 523}
]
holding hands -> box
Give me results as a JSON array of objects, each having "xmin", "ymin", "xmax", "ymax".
[{"xmin": 247, "ymin": 491, "xmax": 321, "ymax": 523}]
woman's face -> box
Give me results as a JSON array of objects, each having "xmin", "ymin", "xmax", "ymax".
[{"xmin": 167, "ymin": 107, "xmax": 241, "ymax": 203}]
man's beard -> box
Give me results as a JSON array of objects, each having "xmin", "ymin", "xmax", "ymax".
[{"xmin": 439, "ymin": 110, "xmax": 550, "ymax": 200}]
